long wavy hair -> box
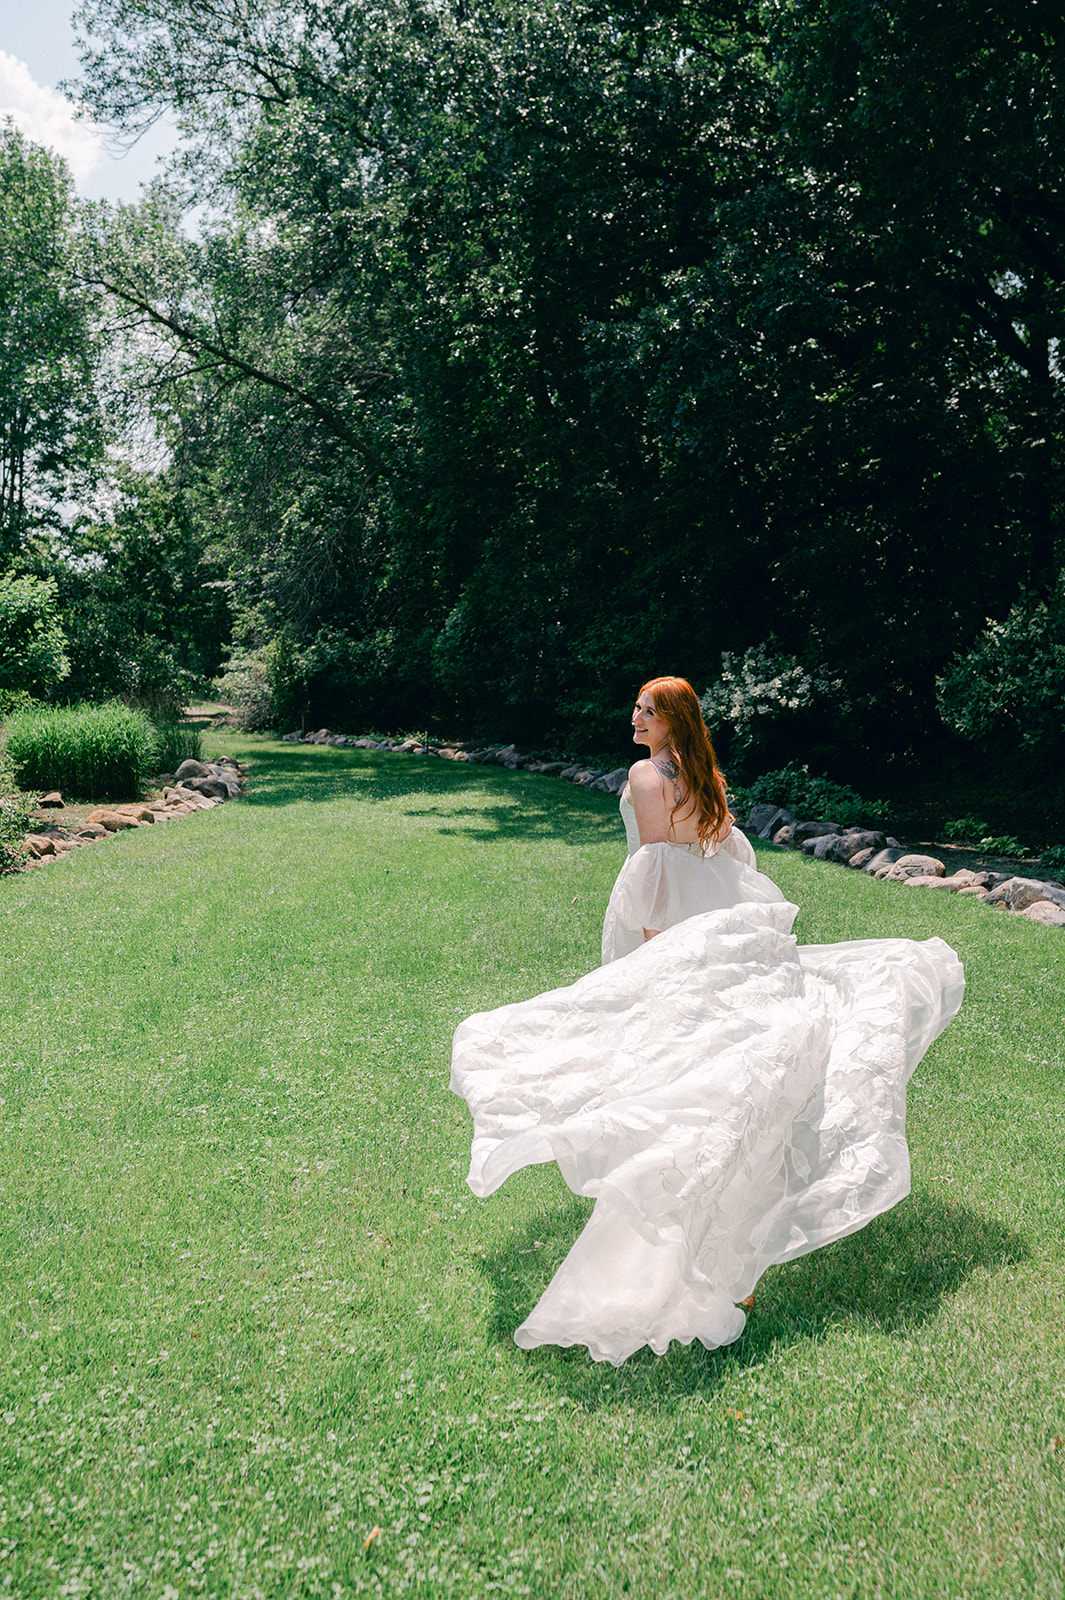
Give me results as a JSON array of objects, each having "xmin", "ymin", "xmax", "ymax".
[{"xmin": 639, "ymin": 675, "xmax": 732, "ymax": 847}]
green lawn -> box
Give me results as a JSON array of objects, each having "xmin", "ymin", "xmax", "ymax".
[{"xmin": 1, "ymin": 736, "xmax": 1062, "ymax": 1599}]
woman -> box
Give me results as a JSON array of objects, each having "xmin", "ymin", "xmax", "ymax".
[
  {"xmin": 451, "ymin": 679, "xmax": 964, "ymax": 1365},
  {"xmin": 602, "ymin": 676, "xmax": 782, "ymax": 963}
]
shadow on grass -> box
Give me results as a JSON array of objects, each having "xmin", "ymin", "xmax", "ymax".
[
  {"xmin": 473, "ymin": 1188, "xmax": 1026, "ymax": 1411},
  {"xmin": 240, "ymin": 748, "xmax": 620, "ymax": 845}
]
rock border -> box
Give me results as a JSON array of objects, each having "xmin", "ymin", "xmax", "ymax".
[
  {"xmin": 285, "ymin": 728, "xmax": 1065, "ymax": 931},
  {"xmin": 13, "ymin": 757, "xmax": 247, "ymax": 872}
]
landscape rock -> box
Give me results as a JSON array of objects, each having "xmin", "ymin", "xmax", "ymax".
[
  {"xmin": 113, "ymin": 804, "xmax": 156, "ymax": 823},
  {"xmin": 774, "ymin": 819, "xmax": 839, "ymax": 847},
  {"xmin": 560, "ymin": 764, "xmax": 585, "ymax": 780},
  {"xmin": 85, "ymin": 809, "xmax": 140, "ymax": 831},
  {"xmin": 591, "ymin": 768, "xmax": 629, "ymax": 795},
  {"xmin": 182, "ymin": 775, "xmax": 232, "ymax": 800},
  {"xmin": 985, "ymin": 876, "xmax": 1065, "ymax": 913},
  {"xmin": 755, "ymin": 807, "xmax": 798, "ymax": 841},
  {"xmin": 173, "ymin": 759, "xmax": 209, "ymax": 781},
  {"xmin": 24, "ymin": 835, "xmax": 57, "ymax": 857},
  {"xmin": 907, "ymin": 870, "xmax": 991, "ymax": 892},
  {"xmin": 847, "ymin": 847, "xmax": 877, "ymax": 871},
  {"xmin": 75, "ymin": 824, "xmax": 109, "ymax": 840},
  {"xmin": 37, "ymin": 791, "xmax": 64, "ymax": 808},
  {"xmin": 880, "ymin": 854, "xmax": 946, "ymax": 881},
  {"xmin": 807, "ymin": 829, "xmax": 887, "ymax": 865},
  {"xmin": 1019, "ymin": 901, "xmax": 1065, "ymax": 926},
  {"xmin": 745, "ymin": 804, "xmax": 784, "ymax": 836},
  {"xmin": 283, "ymin": 731, "xmax": 302, "ymax": 741}
]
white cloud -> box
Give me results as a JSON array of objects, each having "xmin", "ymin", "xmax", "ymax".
[{"xmin": 0, "ymin": 49, "xmax": 103, "ymax": 183}]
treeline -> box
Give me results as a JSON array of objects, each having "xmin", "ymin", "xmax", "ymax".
[{"xmin": 2, "ymin": 0, "xmax": 1063, "ymax": 781}]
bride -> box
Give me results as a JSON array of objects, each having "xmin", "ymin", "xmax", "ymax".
[{"xmin": 451, "ymin": 677, "xmax": 965, "ymax": 1365}]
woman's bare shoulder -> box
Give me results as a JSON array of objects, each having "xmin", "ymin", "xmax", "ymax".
[{"xmin": 628, "ymin": 759, "xmax": 663, "ymax": 793}]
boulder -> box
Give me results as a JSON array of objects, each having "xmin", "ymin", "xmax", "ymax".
[
  {"xmin": 756, "ymin": 807, "xmax": 798, "ymax": 841},
  {"xmin": 23, "ymin": 835, "xmax": 57, "ymax": 857},
  {"xmin": 37, "ymin": 791, "xmax": 64, "ymax": 808},
  {"xmin": 881, "ymin": 854, "xmax": 946, "ymax": 881},
  {"xmin": 907, "ymin": 871, "xmax": 989, "ymax": 892},
  {"xmin": 806, "ymin": 828, "xmax": 887, "ymax": 865},
  {"xmin": 590, "ymin": 768, "xmax": 629, "ymax": 795},
  {"xmin": 183, "ymin": 775, "xmax": 233, "ymax": 800},
  {"xmin": 560, "ymin": 764, "xmax": 585, "ymax": 780},
  {"xmin": 1019, "ymin": 901, "xmax": 1065, "ymax": 926},
  {"xmin": 847, "ymin": 847, "xmax": 878, "ymax": 871},
  {"xmin": 745, "ymin": 803, "xmax": 784, "ymax": 836},
  {"xmin": 85, "ymin": 809, "xmax": 140, "ymax": 831},
  {"xmin": 537, "ymin": 761, "xmax": 568, "ymax": 776},
  {"xmin": 75, "ymin": 824, "xmax": 109, "ymax": 840},
  {"xmin": 775, "ymin": 819, "xmax": 840, "ymax": 847},
  {"xmin": 985, "ymin": 877, "xmax": 1065, "ymax": 913},
  {"xmin": 113, "ymin": 804, "xmax": 155, "ymax": 823},
  {"xmin": 174, "ymin": 758, "xmax": 209, "ymax": 781},
  {"xmin": 282, "ymin": 731, "xmax": 302, "ymax": 742}
]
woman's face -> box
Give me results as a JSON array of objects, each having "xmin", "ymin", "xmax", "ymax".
[{"xmin": 631, "ymin": 693, "xmax": 669, "ymax": 751}]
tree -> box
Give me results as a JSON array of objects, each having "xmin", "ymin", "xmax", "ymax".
[
  {"xmin": 0, "ymin": 122, "xmax": 104, "ymax": 562},
  {"xmin": 0, "ymin": 571, "xmax": 69, "ymax": 703}
]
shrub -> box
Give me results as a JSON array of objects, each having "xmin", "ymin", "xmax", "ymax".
[
  {"xmin": 0, "ymin": 748, "xmax": 35, "ymax": 874},
  {"xmin": 942, "ymin": 815, "xmax": 989, "ymax": 841},
  {"xmin": 1040, "ymin": 845, "xmax": 1065, "ymax": 874},
  {"xmin": 155, "ymin": 722, "xmax": 203, "ymax": 772},
  {"xmin": 937, "ymin": 577, "xmax": 1065, "ymax": 751},
  {"xmin": 744, "ymin": 762, "xmax": 889, "ymax": 826},
  {"xmin": 212, "ymin": 649, "xmax": 275, "ymax": 732},
  {"xmin": 977, "ymin": 834, "xmax": 1027, "ymax": 857},
  {"xmin": 5, "ymin": 702, "xmax": 161, "ymax": 800},
  {"xmin": 700, "ymin": 644, "xmax": 848, "ymax": 758},
  {"xmin": 0, "ymin": 573, "xmax": 69, "ymax": 699}
]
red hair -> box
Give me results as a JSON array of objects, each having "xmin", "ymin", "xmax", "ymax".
[{"xmin": 640, "ymin": 676, "xmax": 732, "ymax": 848}]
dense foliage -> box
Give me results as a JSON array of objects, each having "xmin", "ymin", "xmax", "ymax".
[
  {"xmin": 3, "ymin": 0, "xmax": 1062, "ymax": 778},
  {"xmin": 0, "ymin": 123, "xmax": 104, "ymax": 560}
]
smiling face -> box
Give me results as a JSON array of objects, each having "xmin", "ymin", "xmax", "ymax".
[{"xmin": 631, "ymin": 693, "xmax": 670, "ymax": 755}]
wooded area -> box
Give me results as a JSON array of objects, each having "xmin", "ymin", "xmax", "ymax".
[{"xmin": 2, "ymin": 0, "xmax": 1063, "ymax": 787}]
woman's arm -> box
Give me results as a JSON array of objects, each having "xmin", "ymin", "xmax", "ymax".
[{"xmin": 628, "ymin": 760, "xmax": 670, "ymax": 939}]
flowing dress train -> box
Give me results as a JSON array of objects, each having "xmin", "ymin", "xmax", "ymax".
[{"xmin": 450, "ymin": 799, "xmax": 965, "ymax": 1365}]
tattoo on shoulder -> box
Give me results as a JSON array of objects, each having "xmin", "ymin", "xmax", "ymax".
[{"xmin": 654, "ymin": 756, "xmax": 683, "ymax": 804}]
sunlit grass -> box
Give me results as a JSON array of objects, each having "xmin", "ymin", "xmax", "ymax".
[{"xmin": 0, "ymin": 736, "xmax": 1062, "ymax": 1597}]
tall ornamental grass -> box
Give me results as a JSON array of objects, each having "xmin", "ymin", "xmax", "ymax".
[
  {"xmin": 155, "ymin": 720, "xmax": 203, "ymax": 772},
  {"xmin": 4, "ymin": 701, "xmax": 161, "ymax": 799}
]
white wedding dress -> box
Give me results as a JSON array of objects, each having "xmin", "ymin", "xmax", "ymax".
[{"xmin": 451, "ymin": 795, "xmax": 965, "ymax": 1365}]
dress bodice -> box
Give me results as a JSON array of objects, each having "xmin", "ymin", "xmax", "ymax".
[{"xmin": 619, "ymin": 789, "xmax": 720, "ymax": 857}]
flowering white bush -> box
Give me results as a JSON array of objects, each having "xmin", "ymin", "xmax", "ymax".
[{"xmin": 699, "ymin": 644, "xmax": 846, "ymax": 754}]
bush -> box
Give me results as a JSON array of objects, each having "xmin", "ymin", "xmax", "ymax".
[
  {"xmin": 1040, "ymin": 845, "xmax": 1065, "ymax": 874},
  {"xmin": 155, "ymin": 722, "xmax": 203, "ymax": 772},
  {"xmin": 212, "ymin": 649, "xmax": 275, "ymax": 732},
  {"xmin": 0, "ymin": 573, "xmax": 69, "ymax": 699},
  {"xmin": 700, "ymin": 644, "xmax": 849, "ymax": 760},
  {"xmin": 0, "ymin": 747, "xmax": 35, "ymax": 874},
  {"xmin": 744, "ymin": 762, "xmax": 889, "ymax": 826},
  {"xmin": 943, "ymin": 815, "xmax": 989, "ymax": 841},
  {"xmin": 977, "ymin": 834, "xmax": 1027, "ymax": 857},
  {"xmin": 937, "ymin": 577, "xmax": 1065, "ymax": 751},
  {"xmin": 5, "ymin": 702, "xmax": 161, "ymax": 800}
]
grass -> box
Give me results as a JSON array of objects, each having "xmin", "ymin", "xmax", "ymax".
[
  {"xmin": 3, "ymin": 702, "xmax": 163, "ymax": 800},
  {"xmin": 0, "ymin": 736, "xmax": 1062, "ymax": 1599}
]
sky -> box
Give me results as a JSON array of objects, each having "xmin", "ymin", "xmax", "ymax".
[{"xmin": 0, "ymin": 0, "xmax": 179, "ymax": 201}]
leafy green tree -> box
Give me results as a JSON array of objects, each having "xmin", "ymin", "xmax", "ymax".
[
  {"xmin": 0, "ymin": 571, "xmax": 69, "ymax": 703},
  {"xmin": 0, "ymin": 122, "xmax": 104, "ymax": 561}
]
